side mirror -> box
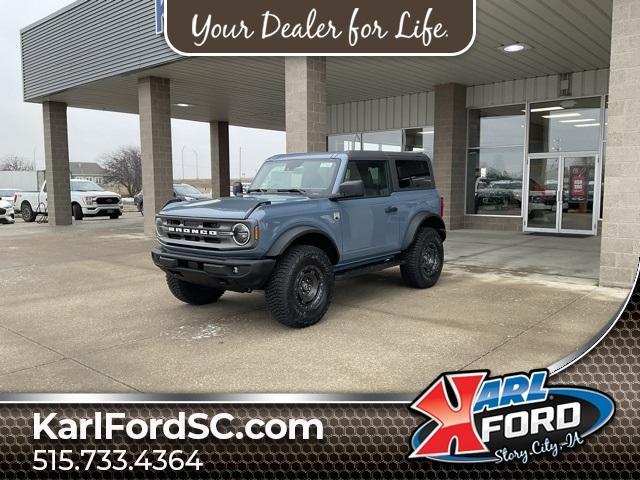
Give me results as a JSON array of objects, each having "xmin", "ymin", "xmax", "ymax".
[
  {"xmin": 233, "ymin": 181, "xmax": 244, "ymax": 196},
  {"xmin": 336, "ymin": 180, "xmax": 365, "ymax": 199}
]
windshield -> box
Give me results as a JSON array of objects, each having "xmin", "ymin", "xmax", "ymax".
[
  {"xmin": 249, "ymin": 159, "xmax": 340, "ymax": 194},
  {"xmin": 71, "ymin": 180, "xmax": 103, "ymax": 192},
  {"xmin": 174, "ymin": 184, "xmax": 203, "ymax": 196}
]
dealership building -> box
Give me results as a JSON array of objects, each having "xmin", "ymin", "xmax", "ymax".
[{"xmin": 20, "ymin": 0, "xmax": 640, "ymax": 288}]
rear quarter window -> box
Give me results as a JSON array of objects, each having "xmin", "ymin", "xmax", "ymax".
[{"xmin": 395, "ymin": 160, "xmax": 432, "ymax": 189}]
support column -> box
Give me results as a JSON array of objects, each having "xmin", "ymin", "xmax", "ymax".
[
  {"xmin": 599, "ymin": 0, "xmax": 640, "ymax": 288},
  {"xmin": 42, "ymin": 102, "xmax": 72, "ymax": 226},
  {"xmin": 210, "ymin": 121, "xmax": 230, "ymax": 198},
  {"xmin": 285, "ymin": 57, "xmax": 327, "ymax": 153},
  {"xmin": 433, "ymin": 83, "xmax": 467, "ymax": 230},
  {"xmin": 138, "ymin": 77, "xmax": 173, "ymax": 236}
]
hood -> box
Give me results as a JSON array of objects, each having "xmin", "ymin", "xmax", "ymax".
[
  {"xmin": 160, "ymin": 194, "xmax": 312, "ymax": 219},
  {"xmin": 0, "ymin": 199, "xmax": 12, "ymax": 208},
  {"xmin": 74, "ymin": 190, "xmax": 120, "ymax": 197}
]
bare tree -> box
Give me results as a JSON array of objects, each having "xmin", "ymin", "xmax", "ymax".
[
  {"xmin": 101, "ymin": 146, "xmax": 142, "ymax": 197},
  {"xmin": 0, "ymin": 154, "xmax": 34, "ymax": 171}
]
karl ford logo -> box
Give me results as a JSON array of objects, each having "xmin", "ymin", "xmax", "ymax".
[
  {"xmin": 409, "ymin": 370, "xmax": 615, "ymax": 464},
  {"xmin": 163, "ymin": 0, "xmax": 476, "ymax": 55}
]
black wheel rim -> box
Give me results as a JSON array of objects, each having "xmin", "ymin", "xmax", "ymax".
[
  {"xmin": 422, "ymin": 242, "xmax": 440, "ymax": 277},
  {"xmin": 294, "ymin": 266, "xmax": 324, "ymax": 309}
]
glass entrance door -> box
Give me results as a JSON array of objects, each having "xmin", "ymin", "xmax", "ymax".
[
  {"xmin": 560, "ymin": 156, "xmax": 598, "ymax": 233},
  {"xmin": 524, "ymin": 154, "xmax": 599, "ymax": 235}
]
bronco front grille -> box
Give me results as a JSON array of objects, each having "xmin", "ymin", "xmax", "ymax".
[{"xmin": 158, "ymin": 217, "xmax": 241, "ymax": 249}]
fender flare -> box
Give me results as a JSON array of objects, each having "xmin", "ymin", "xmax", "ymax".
[
  {"xmin": 401, "ymin": 212, "xmax": 446, "ymax": 250},
  {"xmin": 266, "ymin": 226, "xmax": 340, "ymax": 260}
]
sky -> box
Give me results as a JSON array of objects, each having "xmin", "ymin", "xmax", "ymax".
[{"xmin": 0, "ymin": 0, "xmax": 285, "ymax": 179}]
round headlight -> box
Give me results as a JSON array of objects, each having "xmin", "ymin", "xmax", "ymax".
[
  {"xmin": 155, "ymin": 217, "xmax": 165, "ymax": 237},
  {"xmin": 232, "ymin": 223, "xmax": 251, "ymax": 246}
]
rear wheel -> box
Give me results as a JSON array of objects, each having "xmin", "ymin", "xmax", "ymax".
[
  {"xmin": 400, "ymin": 227, "xmax": 444, "ymax": 289},
  {"xmin": 72, "ymin": 203, "xmax": 83, "ymax": 221},
  {"xmin": 265, "ymin": 245, "xmax": 334, "ymax": 328},
  {"xmin": 166, "ymin": 275, "xmax": 225, "ymax": 305},
  {"xmin": 21, "ymin": 202, "xmax": 36, "ymax": 223}
]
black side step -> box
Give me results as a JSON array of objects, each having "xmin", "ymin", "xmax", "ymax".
[{"xmin": 334, "ymin": 258, "xmax": 404, "ymax": 281}]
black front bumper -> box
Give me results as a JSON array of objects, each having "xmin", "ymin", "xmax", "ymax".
[{"xmin": 151, "ymin": 247, "xmax": 276, "ymax": 292}]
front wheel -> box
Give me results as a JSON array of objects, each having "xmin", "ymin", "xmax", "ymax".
[
  {"xmin": 109, "ymin": 213, "xmax": 120, "ymax": 219},
  {"xmin": 72, "ymin": 203, "xmax": 84, "ymax": 221},
  {"xmin": 400, "ymin": 227, "xmax": 444, "ymax": 289},
  {"xmin": 21, "ymin": 203, "xmax": 36, "ymax": 223},
  {"xmin": 265, "ymin": 245, "xmax": 334, "ymax": 328},
  {"xmin": 166, "ymin": 275, "xmax": 225, "ymax": 305}
]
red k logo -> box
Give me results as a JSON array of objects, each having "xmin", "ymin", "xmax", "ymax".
[{"xmin": 410, "ymin": 372, "xmax": 488, "ymax": 458}]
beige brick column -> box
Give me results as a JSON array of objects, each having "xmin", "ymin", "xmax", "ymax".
[
  {"xmin": 210, "ymin": 121, "xmax": 230, "ymax": 198},
  {"xmin": 285, "ymin": 57, "xmax": 327, "ymax": 153},
  {"xmin": 599, "ymin": 0, "xmax": 640, "ymax": 288},
  {"xmin": 433, "ymin": 83, "xmax": 467, "ymax": 230},
  {"xmin": 138, "ymin": 77, "xmax": 174, "ymax": 236},
  {"xmin": 42, "ymin": 101, "xmax": 72, "ymax": 226}
]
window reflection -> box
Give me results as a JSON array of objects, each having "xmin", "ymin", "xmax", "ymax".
[
  {"xmin": 529, "ymin": 97, "xmax": 602, "ymax": 153},
  {"xmin": 362, "ymin": 130, "xmax": 402, "ymax": 151},
  {"xmin": 404, "ymin": 128, "xmax": 434, "ymax": 158},
  {"xmin": 466, "ymin": 105, "xmax": 526, "ymax": 215}
]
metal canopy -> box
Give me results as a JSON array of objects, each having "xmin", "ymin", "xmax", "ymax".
[{"xmin": 27, "ymin": 0, "xmax": 612, "ymax": 131}]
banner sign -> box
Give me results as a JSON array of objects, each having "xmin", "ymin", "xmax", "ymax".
[{"xmin": 164, "ymin": 0, "xmax": 476, "ymax": 56}]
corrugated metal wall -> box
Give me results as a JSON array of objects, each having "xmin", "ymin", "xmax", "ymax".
[
  {"xmin": 328, "ymin": 92, "xmax": 436, "ymax": 135},
  {"xmin": 466, "ymin": 69, "xmax": 609, "ymax": 108},
  {"xmin": 21, "ymin": 0, "xmax": 180, "ymax": 101},
  {"xmin": 329, "ymin": 69, "xmax": 609, "ymax": 134}
]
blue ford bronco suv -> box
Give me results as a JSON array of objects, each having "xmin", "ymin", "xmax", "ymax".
[{"xmin": 152, "ymin": 151, "xmax": 446, "ymax": 328}]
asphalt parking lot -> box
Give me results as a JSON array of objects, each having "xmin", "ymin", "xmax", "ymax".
[{"xmin": 0, "ymin": 213, "xmax": 628, "ymax": 393}]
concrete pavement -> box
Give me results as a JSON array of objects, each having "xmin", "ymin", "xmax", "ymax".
[{"xmin": 0, "ymin": 214, "xmax": 627, "ymax": 393}]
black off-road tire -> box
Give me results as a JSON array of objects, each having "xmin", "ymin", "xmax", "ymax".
[
  {"xmin": 265, "ymin": 245, "xmax": 334, "ymax": 328},
  {"xmin": 109, "ymin": 213, "xmax": 120, "ymax": 219},
  {"xmin": 21, "ymin": 202, "xmax": 36, "ymax": 223},
  {"xmin": 72, "ymin": 203, "xmax": 84, "ymax": 221},
  {"xmin": 400, "ymin": 227, "xmax": 444, "ymax": 289},
  {"xmin": 166, "ymin": 274, "xmax": 225, "ymax": 305}
]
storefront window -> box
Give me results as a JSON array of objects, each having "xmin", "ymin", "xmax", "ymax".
[
  {"xmin": 329, "ymin": 127, "xmax": 434, "ymax": 154},
  {"xmin": 404, "ymin": 128, "xmax": 434, "ymax": 158},
  {"xmin": 328, "ymin": 133, "xmax": 361, "ymax": 151},
  {"xmin": 466, "ymin": 105, "xmax": 526, "ymax": 215},
  {"xmin": 529, "ymin": 97, "xmax": 602, "ymax": 153},
  {"xmin": 362, "ymin": 130, "xmax": 401, "ymax": 151}
]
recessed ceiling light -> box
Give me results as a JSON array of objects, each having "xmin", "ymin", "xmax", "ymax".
[
  {"xmin": 500, "ymin": 42, "xmax": 528, "ymax": 53},
  {"xmin": 529, "ymin": 106, "xmax": 564, "ymax": 113},
  {"xmin": 174, "ymin": 103, "xmax": 193, "ymax": 108},
  {"xmin": 560, "ymin": 118, "xmax": 596, "ymax": 124},
  {"xmin": 541, "ymin": 113, "xmax": 581, "ymax": 119}
]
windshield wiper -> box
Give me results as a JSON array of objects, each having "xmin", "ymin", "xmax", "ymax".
[
  {"xmin": 276, "ymin": 188, "xmax": 307, "ymax": 194},
  {"xmin": 247, "ymin": 188, "xmax": 268, "ymax": 193}
]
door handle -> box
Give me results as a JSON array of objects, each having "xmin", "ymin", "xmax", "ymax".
[{"xmin": 385, "ymin": 206, "xmax": 398, "ymax": 214}]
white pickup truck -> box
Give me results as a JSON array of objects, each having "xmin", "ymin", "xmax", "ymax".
[{"xmin": 14, "ymin": 179, "xmax": 123, "ymax": 222}]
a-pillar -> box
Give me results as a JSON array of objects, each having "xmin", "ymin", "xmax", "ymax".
[
  {"xmin": 285, "ymin": 57, "xmax": 327, "ymax": 153},
  {"xmin": 210, "ymin": 121, "xmax": 230, "ymax": 198},
  {"xmin": 138, "ymin": 77, "xmax": 174, "ymax": 235},
  {"xmin": 42, "ymin": 101, "xmax": 72, "ymax": 226},
  {"xmin": 433, "ymin": 83, "xmax": 468, "ymax": 230}
]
